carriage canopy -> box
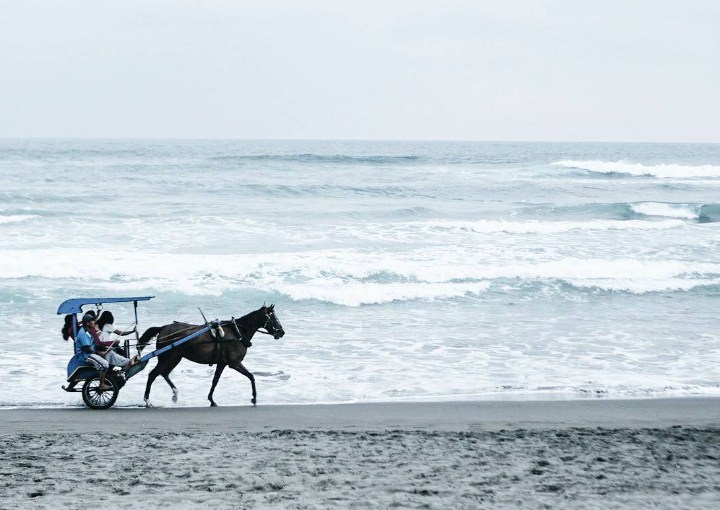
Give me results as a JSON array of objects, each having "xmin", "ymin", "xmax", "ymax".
[{"xmin": 57, "ymin": 296, "xmax": 154, "ymax": 315}]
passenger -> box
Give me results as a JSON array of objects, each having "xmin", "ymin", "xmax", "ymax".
[
  {"xmin": 93, "ymin": 312, "xmax": 139, "ymax": 372},
  {"xmin": 61, "ymin": 314, "xmax": 75, "ymax": 341},
  {"xmin": 62, "ymin": 310, "xmax": 97, "ymax": 341},
  {"xmin": 76, "ymin": 313, "xmax": 112, "ymax": 390},
  {"xmin": 95, "ymin": 311, "xmax": 136, "ymax": 358}
]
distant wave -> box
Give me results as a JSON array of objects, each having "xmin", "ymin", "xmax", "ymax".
[
  {"xmin": 522, "ymin": 202, "xmax": 720, "ymax": 223},
  {"xmin": 210, "ymin": 153, "xmax": 423, "ymax": 165},
  {"xmin": 235, "ymin": 183, "xmax": 416, "ymax": 199},
  {"xmin": 552, "ymin": 160, "xmax": 720, "ymax": 179},
  {"xmin": 420, "ymin": 218, "xmax": 685, "ymax": 234}
]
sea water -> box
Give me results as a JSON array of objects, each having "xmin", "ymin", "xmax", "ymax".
[{"xmin": 1, "ymin": 139, "xmax": 719, "ymax": 408}]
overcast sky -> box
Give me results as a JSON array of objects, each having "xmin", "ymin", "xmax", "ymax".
[{"xmin": 1, "ymin": 0, "xmax": 718, "ymax": 141}]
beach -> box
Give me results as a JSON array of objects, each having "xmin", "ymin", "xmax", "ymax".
[{"xmin": 1, "ymin": 398, "xmax": 719, "ymax": 509}]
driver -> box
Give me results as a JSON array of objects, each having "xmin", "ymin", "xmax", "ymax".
[{"xmin": 76, "ymin": 313, "xmax": 112, "ymax": 390}]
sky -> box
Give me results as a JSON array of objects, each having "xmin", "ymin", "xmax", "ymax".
[{"xmin": 1, "ymin": 0, "xmax": 718, "ymax": 142}]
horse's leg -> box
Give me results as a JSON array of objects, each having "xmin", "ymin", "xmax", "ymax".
[
  {"xmin": 143, "ymin": 359, "xmax": 165, "ymax": 407},
  {"xmin": 208, "ymin": 364, "xmax": 226, "ymax": 407},
  {"xmin": 230, "ymin": 362, "xmax": 256, "ymax": 406},
  {"xmin": 161, "ymin": 356, "xmax": 183, "ymax": 404},
  {"xmin": 162, "ymin": 374, "xmax": 179, "ymax": 403}
]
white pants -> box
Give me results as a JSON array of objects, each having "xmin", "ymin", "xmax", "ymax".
[
  {"xmin": 87, "ymin": 353, "xmax": 109, "ymax": 371},
  {"xmin": 103, "ymin": 350, "xmax": 131, "ymax": 368}
]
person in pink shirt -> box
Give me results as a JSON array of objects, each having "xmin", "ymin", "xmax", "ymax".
[{"xmin": 93, "ymin": 311, "xmax": 139, "ymax": 372}]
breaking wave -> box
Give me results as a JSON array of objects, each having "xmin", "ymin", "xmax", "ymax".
[
  {"xmin": 628, "ymin": 202, "xmax": 720, "ymax": 222},
  {"xmin": 2, "ymin": 248, "xmax": 719, "ymax": 304},
  {"xmin": 521, "ymin": 202, "xmax": 720, "ymax": 223},
  {"xmin": 630, "ymin": 202, "xmax": 700, "ymax": 220},
  {"xmin": 552, "ymin": 160, "xmax": 720, "ymax": 179}
]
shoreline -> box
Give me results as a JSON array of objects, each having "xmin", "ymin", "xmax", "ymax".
[{"xmin": 2, "ymin": 396, "xmax": 719, "ymax": 433}]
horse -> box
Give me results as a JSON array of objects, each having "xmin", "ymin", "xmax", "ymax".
[{"xmin": 136, "ymin": 304, "xmax": 285, "ymax": 407}]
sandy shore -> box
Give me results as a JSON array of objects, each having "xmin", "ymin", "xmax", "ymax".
[{"xmin": 1, "ymin": 398, "xmax": 719, "ymax": 508}]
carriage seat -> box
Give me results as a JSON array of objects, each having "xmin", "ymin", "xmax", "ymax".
[
  {"xmin": 66, "ymin": 353, "xmax": 98, "ymax": 382},
  {"xmin": 62, "ymin": 362, "xmax": 98, "ymax": 393},
  {"xmin": 66, "ymin": 364, "xmax": 99, "ymax": 382}
]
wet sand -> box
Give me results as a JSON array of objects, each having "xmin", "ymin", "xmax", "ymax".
[{"xmin": 1, "ymin": 398, "xmax": 720, "ymax": 508}]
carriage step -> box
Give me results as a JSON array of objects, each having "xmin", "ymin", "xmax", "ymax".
[{"xmin": 62, "ymin": 383, "xmax": 81, "ymax": 393}]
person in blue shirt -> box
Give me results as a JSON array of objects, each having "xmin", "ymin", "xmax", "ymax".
[{"xmin": 76, "ymin": 312, "xmax": 112, "ymax": 390}]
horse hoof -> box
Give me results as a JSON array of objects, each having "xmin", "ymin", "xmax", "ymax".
[
  {"xmin": 210, "ymin": 401, "xmax": 217, "ymax": 407},
  {"xmin": 251, "ymin": 399, "xmax": 256, "ymax": 406},
  {"xmin": 172, "ymin": 389, "xmax": 178, "ymax": 403},
  {"xmin": 143, "ymin": 399, "xmax": 153, "ymax": 408}
]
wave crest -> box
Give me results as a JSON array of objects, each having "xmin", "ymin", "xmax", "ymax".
[
  {"xmin": 630, "ymin": 202, "xmax": 699, "ymax": 220},
  {"xmin": 552, "ymin": 160, "xmax": 720, "ymax": 179}
]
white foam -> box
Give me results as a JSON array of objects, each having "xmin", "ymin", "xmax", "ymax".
[
  {"xmin": 276, "ymin": 280, "xmax": 491, "ymax": 306},
  {"xmin": 1, "ymin": 247, "xmax": 718, "ymax": 300},
  {"xmin": 553, "ymin": 160, "xmax": 720, "ymax": 179},
  {"xmin": 508, "ymin": 258, "xmax": 720, "ymax": 293},
  {"xmin": 630, "ymin": 202, "xmax": 699, "ymax": 220},
  {"xmin": 0, "ymin": 215, "xmax": 36, "ymax": 224},
  {"xmin": 566, "ymin": 277, "xmax": 720, "ymax": 293}
]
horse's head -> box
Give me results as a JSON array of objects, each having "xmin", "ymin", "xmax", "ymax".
[{"xmin": 261, "ymin": 304, "xmax": 285, "ymax": 339}]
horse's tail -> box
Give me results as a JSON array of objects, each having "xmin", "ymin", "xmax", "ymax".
[{"xmin": 137, "ymin": 326, "xmax": 163, "ymax": 354}]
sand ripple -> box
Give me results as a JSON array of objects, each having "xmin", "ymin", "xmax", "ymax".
[{"xmin": 1, "ymin": 427, "xmax": 719, "ymax": 508}]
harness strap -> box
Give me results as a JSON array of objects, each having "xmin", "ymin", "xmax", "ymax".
[
  {"xmin": 231, "ymin": 317, "xmax": 252, "ymax": 347},
  {"xmin": 211, "ymin": 321, "xmax": 222, "ymax": 366}
]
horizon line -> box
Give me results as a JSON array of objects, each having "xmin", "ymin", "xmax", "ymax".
[{"xmin": 1, "ymin": 136, "xmax": 718, "ymax": 145}]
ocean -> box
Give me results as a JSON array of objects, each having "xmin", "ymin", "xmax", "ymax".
[{"xmin": 1, "ymin": 139, "xmax": 719, "ymax": 408}]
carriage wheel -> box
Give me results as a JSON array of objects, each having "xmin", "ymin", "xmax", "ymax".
[{"xmin": 81, "ymin": 376, "xmax": 120, "ymax": 410}]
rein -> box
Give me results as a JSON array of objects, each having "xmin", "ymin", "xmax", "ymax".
[
  {"xmin": 138, "ymin": 311, "xmax": 279, "ymax": 351},
  {"xmin": 154, "ymin": 324, "xmax": 208, "ymax": 344},
  {"xmin": 148, "ymin": 319, "xmax": 267, "ymax": 345},
  {"xmin": 123, "ymin": 336, "xmax": 246, "ymax": 351}
]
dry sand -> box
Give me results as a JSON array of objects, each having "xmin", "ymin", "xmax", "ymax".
[{"xmin": 1, "ymin": 398, "xmax": 719, "ymax": 509}]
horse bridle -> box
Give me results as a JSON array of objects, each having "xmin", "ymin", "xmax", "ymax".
[
  {"xmin": 231, "ymin": 310, "xmax": 282, "ymax": 340},
  {"xmin": 258, "ymin": 310, "xmax": 283, "ymax": 339}
]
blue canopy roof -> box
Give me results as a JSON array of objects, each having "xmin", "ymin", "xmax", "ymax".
[{"xmin": 57, "ymin": 296, "xmax": 154, "ymax": 314}]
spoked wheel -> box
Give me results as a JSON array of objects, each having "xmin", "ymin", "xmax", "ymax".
[{"xmin": 82, "ymin": 376, "xmax": 120, "ymax": 410}]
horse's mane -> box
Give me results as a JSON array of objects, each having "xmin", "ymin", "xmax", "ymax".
[{"xmin": 232, "ymin": 306, "xmax": 266, "ymax": 326}]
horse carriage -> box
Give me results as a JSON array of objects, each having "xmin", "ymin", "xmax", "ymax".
[{"xmin": 60, "ymin": 296, "xmax": 285, "ymax": 409}]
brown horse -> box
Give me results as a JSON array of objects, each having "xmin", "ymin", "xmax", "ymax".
[{"xmin": 137, "ymin": 304, "xmax": 284, "ymax": 407}]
